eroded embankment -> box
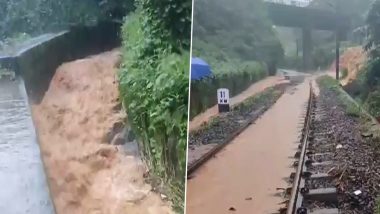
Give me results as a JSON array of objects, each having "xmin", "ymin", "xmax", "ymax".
[
  {"xmin": 329, "ymin": 46, "xmax": 366, "ymax": 86},
  {"xmin": 31, "ymin": 50, "xmax": 172, "ymax": 214}
]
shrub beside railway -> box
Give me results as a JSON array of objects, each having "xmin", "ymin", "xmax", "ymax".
[
  {"xmin": 118, "ymin": 0, "xmax": 191, "ymax": 212},
  {"xmin": 190, "ymin": 62, "xmax": 267, "ymax": 119}
]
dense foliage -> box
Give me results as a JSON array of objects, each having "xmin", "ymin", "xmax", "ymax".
[
  {"xmin": 190, "ymin": 0, "xmax": 283, "ymax": 118},
  {"xmin": 118, "ymin": 0, "xmax": 191, "ymax": 212},
  {"xmin": 192, "ymin": 0, "xmax": 283, "ymax": 75},
  {"xmin": 354, "ymin": 0, "xmax": 380, "ymax": 118},
  {"xmin": 363, "ymin": 1, "xmax": 380, "ymax": 203},
  {"xmin": 365, "ymin": 0, "xmax": 380, "ymax": 61},
  {"xmin": 343, "ymin": 0, "xmax": 380, "ymax": 119},
  {"xmin": 190, "ymin": 63, "xmax": 266, "ymax": 118},
  {"xmin": 0, "ymin": 0, "xmax": 134, "ymax": 40}
]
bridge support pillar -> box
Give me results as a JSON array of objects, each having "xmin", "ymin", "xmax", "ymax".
[
  {"xmin": 302, "ymin": 27, "xmax": 313, "ymax": 72},
  {"xmin": 335, "ymin": 30, "xmax": 340, "ymax": 80}
]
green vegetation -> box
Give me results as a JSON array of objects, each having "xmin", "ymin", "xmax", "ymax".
[
  {"xmin": 318, "ymin": 76, "xmax": 362, "ymax": 117},
  {"xmin": 118, "ymin": 0, "xmax": 191, "ymax": 212},
  {"xmin": 190, "ymin": 0, "xmax": 284, "ymax": 118},
  {"xmin": 354, "ymin": 56, "xmax": 380, "ymax": 119},
  {"xmin": 365, "ymin": 0, "xmax": 380, "ymax": 60},
  {"xmin": 190, "ymin": 62, "xmax": 266, "ymax": 118},
  {"xmin": 376, "ymin": 197, "xmax": 380, "ymax": 214},
  {"xmin": 319, "ymin": 76, "xmax": 380, "ymax": 214},
  {"xmin": 326, "ymin": 3, "xmax": 380, "ymax": 208},
  {"xmin": 363, "ymin": 90, "xmax": 380, "ymax": 116},
  {"xmin": 319, "ymin": 75, "xmax": 380, "ymax": 213},
  {"xmin": 193, "ymin": 85, "xmax": 284, "ymax": 133},
  {"xmin": 192, "ymin": 0, "xmax": 283, "ymax": 75},
  {"xmin": 308, "ymin": 0, "xmax": 380, "ymax": 118},
  {"xmin": 342, "ymin": 0, "xmax": 380, "ymax": 120},
  {"xmin": 311, "ymin": 42, "xmax": 336, "ymax": 69},
  {"xmin": 0, "ymin": 0, "xmax": 134, "ymax": 40},
  {"xmin": 340, "ymin": 68, "xmax": 348, "ymax": 80}
]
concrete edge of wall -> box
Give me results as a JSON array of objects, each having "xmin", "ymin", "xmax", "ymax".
[
  {"xmin": 0, "ymin": 21, "xmax": 122, "ymax": 103},
  {"xmin": 0, "ymin": 22, "xmax": 122, "ymax": 213}
]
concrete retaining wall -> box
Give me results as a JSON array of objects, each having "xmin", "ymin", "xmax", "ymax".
[{"xmin": 0, "ymin": 21, "xmax": 121, "ymax": 103}]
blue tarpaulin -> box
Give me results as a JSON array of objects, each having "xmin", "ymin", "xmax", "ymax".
[{"xmin": 191, "ymin": 57, "xmax": 212, "ymax": 80}]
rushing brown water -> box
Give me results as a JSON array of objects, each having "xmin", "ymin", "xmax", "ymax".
[
  {"xmin": 189, "ymin": 76, "xmax": 288, "ymax": 132},
  {"xmin": 31, "ymin": 50, "xmax": 172, "ymax": 214},
  {"xmin": 186, "ymin": 78, "xmax": 312, "ymax": 214}
]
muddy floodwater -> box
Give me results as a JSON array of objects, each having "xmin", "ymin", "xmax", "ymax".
[
  {"xmin": 186, "ymin": 78, "xmax": 312, "ymax": 214},
  {"xmin": 31, "ymin": 50, "xmax": 172, "ymax": 214}
]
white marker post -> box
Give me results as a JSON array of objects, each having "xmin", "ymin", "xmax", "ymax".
[{"xmin": 217, "ymin": 88, "xmax": 230, "ymax": 113}]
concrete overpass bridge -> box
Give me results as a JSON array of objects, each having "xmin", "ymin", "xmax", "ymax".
[{"xmin": 264, "ymin": 0, "xmax": 350, "ymax": 76}]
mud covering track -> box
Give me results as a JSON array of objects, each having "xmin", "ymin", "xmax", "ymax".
[
  {"xmin": 186, "ymin": 79, "xmax": 312, "ymax": 214},
  {"xmin": 189, "ymin": 76, "xmax": 287, "ymax": 131},
  {"xmin": 31, "ymin": 50, "xmax": 172, "ymax": 214},
  {"xmin": 0, "ymin": 77, "xmax": 55, "ymax": 214}
]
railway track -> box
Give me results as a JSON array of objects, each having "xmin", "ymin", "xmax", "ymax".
[
  {"xmin": 187, "ymin": 84, "xmax": 288, "ymax": 177},
  {"xmin": 188, "ymin": 78, "xmax": 379, "ymax": 213},
  {"xmin": 283, "ymin": 82, "xmax": 339, "ymax": 214}
]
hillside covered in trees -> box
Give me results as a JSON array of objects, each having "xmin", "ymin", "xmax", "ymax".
[
  {"xmin": 192, "ymin": 0, "xmax": 283, "ymax": 75},
  {"xmin": 0, "ymin": 0, "xmax": 134, "ymax": 39}
]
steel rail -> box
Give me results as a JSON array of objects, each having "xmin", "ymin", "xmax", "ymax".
[{"xmin": 287, "ymin": 82, "xmax": 314, "ymax": 214}]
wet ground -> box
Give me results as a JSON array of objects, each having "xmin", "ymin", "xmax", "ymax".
[
  {"xmin": 187, "ymin": 84, "xmax": 287, "ymax": 167},
  {"xmin": 31, "ymin": 50, "xmax": 172, "ymax": 214},
  {"xmin": 186, "ymin": 77, "xmax": 312, "ymax": 214},
  {"xmin": 0, "ymin": 77, "xmax": 55, "ymax": 214},
  {"xmin": 300, "ymin": 90, "xmax": 339, "ymax": 211},
  {"xmin": 315, "ymin": 78, "xmax": 380, "ymax": 213},
  {"xmin": 189, "ymin": 76, "xmax": 288, "ymax": 132}
]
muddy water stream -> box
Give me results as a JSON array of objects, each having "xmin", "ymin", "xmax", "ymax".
[
  {"xmin": 31, "ymin": 50, "xmax": 172, "ymax": 214},
  {"xmin": 186, "ymin": 78, "xmax": 313, "ymax": 214}
]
